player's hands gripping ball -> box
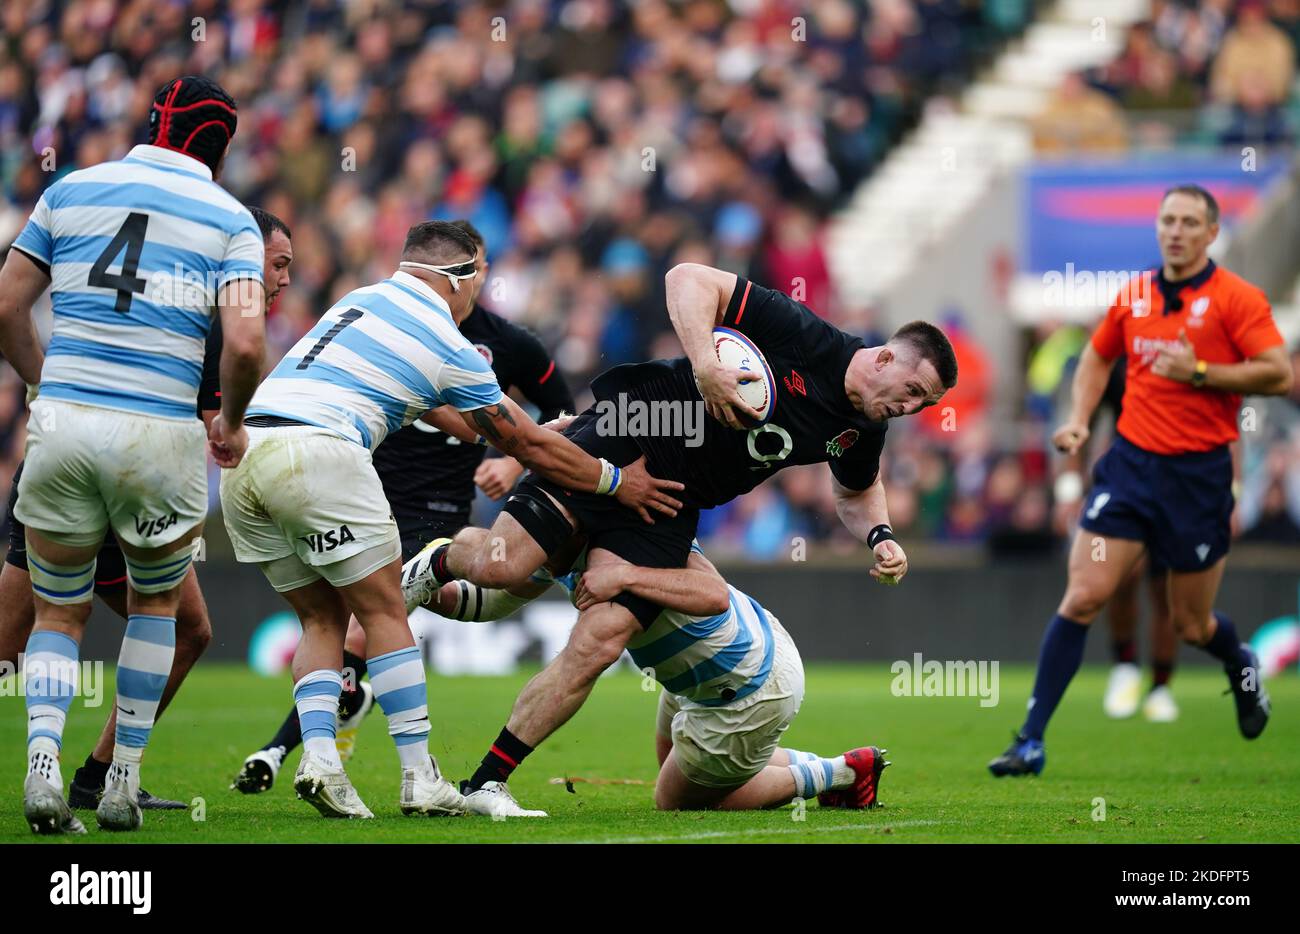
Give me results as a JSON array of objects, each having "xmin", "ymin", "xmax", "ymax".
[
  {"xmin": 871, "ymin": 539, "xmax": 907, "ymax": 585},
  {"xmin": 696, "ymin": 358, "xmax": 763, "ymax": 430}
]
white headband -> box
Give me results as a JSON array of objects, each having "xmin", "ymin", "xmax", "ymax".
[{"xmin": 399, "ymin": 259, "xmax": 478, "ymax": 292}]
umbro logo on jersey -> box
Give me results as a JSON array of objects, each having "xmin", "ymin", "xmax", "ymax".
[
  {"xmin": 133, "ymin": 513, "xmax": 178, "ymax": 537},
  {"xmin": 300, "ymin": 525, "xmax": 357, "ymax": 553},
  {"xmin": 784, "ymin": 370, "xmax": 806, "ymax": 396},
  {"xmin": 825, "ymin": 429, "xmax": 859, "ymax": 458}
]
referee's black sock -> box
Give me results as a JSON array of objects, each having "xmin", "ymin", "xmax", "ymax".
[
  {"xmin": 467, "ymin": 727, "xmax": 533, "ymax": 791},
  {"xmin": 339, "ymin": 650, "xmax": 369, "ymax": 719},
  {"xmin": 1111, "ymin": 638, "xmax": 1137, "ymax": 665},
  {"xmin": 1201, "ymin": 611, "xmax": 1249, "ymax": 672}
]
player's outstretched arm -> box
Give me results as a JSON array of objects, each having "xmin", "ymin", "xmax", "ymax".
[
  {"xmin": 833, "ymin": 474, "xmax": 908, "ymax": 584},
  {"xmin": 0, "ymin": 249, "xmax": 52, "ymax": 386},
  {"xmin": 459, "ymin": 396, "xmax": 684, "ymax": 522},
  {"xmin": 1054, "ymin": 342, "xmax": 1116, "ymax": 455},
  {"xmin": 574, "ymin": 551, "xmax": 730, "ymax": 616}
]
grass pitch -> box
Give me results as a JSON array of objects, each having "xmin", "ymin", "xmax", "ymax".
[{"xmin": 2, "ymin": 663, "xmax": 1297, "ymax": 843}]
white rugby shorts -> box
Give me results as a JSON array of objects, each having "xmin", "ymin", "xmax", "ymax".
[
  {"xmin": 656, "ymin": 615, "xmax": 805, "ymax": 788},
  {"xmin": 220, "ymin": 425, "xmax": 399, "ymax": 590},
  {"xmin": 16, "ymin": 399, "xmax": 207, "ymax": 549}
]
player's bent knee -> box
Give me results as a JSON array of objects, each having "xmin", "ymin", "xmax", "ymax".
[{"xmin": 1059, "ymin": 586, "xmax": 1106, "ymax": 623}]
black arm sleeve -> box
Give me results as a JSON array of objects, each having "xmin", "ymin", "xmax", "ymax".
[{"xmin": 197, "ymin": 315, "xmax": 223, "ymax": 415}]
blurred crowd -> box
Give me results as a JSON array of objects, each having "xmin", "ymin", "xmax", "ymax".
[
  {"xmin": 1034, "ymin": 0, "xmax": 1300, "ymax": 152},
  {"xmin": 2, "ymin": 0, "xmax": 1299, "ymax": 561}
]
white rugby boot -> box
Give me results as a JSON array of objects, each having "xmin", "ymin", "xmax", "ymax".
[
  {"xmin": 335, "ymin": 681, "xmax": 375, "ymax": 763},
  {"xmin": 1142, "ymin": 685, "xmax": 1179, "ymax": 723},
  {"xmin": 463, "ymin": 780, "xmax": 548, "ymax": 818},
  {"xmin": 96, "ymin": 764, "xmax": 143, "ymax": 832},
  {"xmin": 401, "ymin": 538, "xmax": 452, "ymax": 613},
  {"xmin": 1103, "ymin": 663, "xmax": 1141, "ymax": 719},
  {"xmin": 24, "ymin": 759, "xmax": 86, "ymax": 835},
  {"xmin": 293, "ymin": 751, "xmax": 373, "ymax": 819},
  {"xmin": 232, "ymin": 744, "xmax": 287, "ymax": 794},
  {"xmin": 400, "ymin": 756, "xmax": 467, "ymax": 816}
]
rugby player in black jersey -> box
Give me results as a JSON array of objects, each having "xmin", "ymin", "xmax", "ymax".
[
  {"xmin": 404, "ymin": 263, "xmax": 956, "ymax": 814},
  {"xmin": 232, "ymin": 220, "xmax": 575, "ymax": 793},
  {"xmin": 0, "ymin": 206, "xmax": 293, "ymax": 811}
]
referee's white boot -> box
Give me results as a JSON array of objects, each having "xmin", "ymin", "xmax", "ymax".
[
  {"xmin": 1103, "ymin": 663, "xmax": 1141, "ymax": 719},
  {"xmin": 1142, "ymin": 685, "xmax": 1179, "ymax": 723}
]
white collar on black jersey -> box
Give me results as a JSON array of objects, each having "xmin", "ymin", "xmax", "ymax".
[
  {"xmin": 125, "ymin": 144, "xmax": 213, "ymax": 180},
  {"xmin": 390, "ymin": 269, "xmax": 455, "ymax": 319}
]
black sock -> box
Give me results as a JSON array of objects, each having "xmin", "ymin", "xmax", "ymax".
[
  {"xmin": 76, "ymin": 753, "xmax": 110, "ymax": 787},
  {"xmin": 339, "ymin": 651, "xmax": 369, "ymax": 718},
  {"xmin": 1152, "ymin": 660, "xmax": 1174, "ymax": 689},
  {"xmin": 1111, "ymin": 638, "xmax": 1137, "ymax": 665},
  {"xmin": 431, "ymin": 543, "xmax": 454, "ymax": 584},
  {"xmin": 468, "ymin": 727, "xmax": 533, "ymax": 791},
  {"xmin": 265, "ymin": 708, "xmax": 302, "ymax": 753},
  {"xmin": 1201, "ymin": 611, "xmax": 1248, "ymax": 671}
]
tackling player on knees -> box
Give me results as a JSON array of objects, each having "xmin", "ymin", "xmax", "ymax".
[
  {"xmin": 408, "ymin": 541, "xmax": 889, "ymax": 815},
  {"xmin": 990, "ymin": 185, "xmax": 1293, "ymax": 777}
]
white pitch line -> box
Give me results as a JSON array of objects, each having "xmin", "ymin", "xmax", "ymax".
[{"xmin": 568, "ymin": 819, "xmax": 941, "ymax": 845}]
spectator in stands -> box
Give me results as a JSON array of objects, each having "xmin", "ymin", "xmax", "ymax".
[
  {"xmin": 1210, "ymin": 0, "xmax": 1296, "ymax": 105},
  {"xmin": 1032, "ymin": 72, "xmax": 1129, "ymax": 154}
]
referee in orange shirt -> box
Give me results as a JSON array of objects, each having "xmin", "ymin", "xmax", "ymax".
[{"xmin": 991, "ymin": 185, "xmax": 1293, "ymax": 776}]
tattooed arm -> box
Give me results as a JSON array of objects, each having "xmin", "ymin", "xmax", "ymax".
[{"xmin": 458, "ymin": 397, "xmax": 684, "ymax": 521}]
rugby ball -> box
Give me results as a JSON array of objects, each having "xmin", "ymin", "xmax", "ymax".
[{"xmin": 708, "ymin": 327, "xmax": 775, "ymax": 426}]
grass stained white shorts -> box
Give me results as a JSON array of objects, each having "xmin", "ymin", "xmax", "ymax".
[
  {"xmin": 657, "ymin": 616, "xmax": 805, "ymax": 788},
  {"xmin": 220, "ymin": 425, "xmax": 399, "ymax": 591},
  {"xmin": 16, "ymin": 399, "xmax": 207, "ymax": 548}
]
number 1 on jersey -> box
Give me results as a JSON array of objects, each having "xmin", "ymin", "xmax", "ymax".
[{"xmin": 297, "ymin": 309, "xmax": 364, "ymax": 369}]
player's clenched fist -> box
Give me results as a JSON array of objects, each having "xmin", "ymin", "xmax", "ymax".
[
  {"xmin": 208, "ymin": 414, "xmax": 249, "ymax": 468},
  {"xmin": 475, "ymin": 458, "xmax": 524, "ymax": 500},
  {"xmin": 870, "ymin": 538, "xmax": 907, "ymax": 585},
  {"xmin": 1052, "ymin": 421, "xmax": 1090, "ymax": 455},
  {"xmin": 695, "ymin": 359, "xmax": 761, "ymax": 430}
]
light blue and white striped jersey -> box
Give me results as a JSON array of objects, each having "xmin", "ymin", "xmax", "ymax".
[
  {"xmin": 544, "ymin": 543, "xmax": 775, "ymax": 705},
  {"xmin": 11, "ymin": 144, "xmax": 264, "ymax": 420},
  {"xmin": 247, "ymin": 271, "xmax": 504, "ymax": 450}
]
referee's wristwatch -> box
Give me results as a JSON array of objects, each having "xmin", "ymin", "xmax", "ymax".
[{"xmin": 1191, "ymin": 359, "xmax": 1209, "ymax": 388}]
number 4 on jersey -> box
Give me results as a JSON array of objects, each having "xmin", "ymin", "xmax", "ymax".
[{"xmin": 88, "ymin": 212, "xmax": 149, "ymax": 314}]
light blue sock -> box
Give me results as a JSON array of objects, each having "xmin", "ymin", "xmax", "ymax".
[
  {"xmin": 368, "ymin": 646, "xmax": 430, "ymax": 770},
  {"xmin": 294, "ymin": 669, "xmax": 344, "ymax": 769},
  {"xmin": 24, "ymin": 630, "xmax": 80, "ymax": 785},
  {"xmin": 111, "ymin": 615, "xmax": 176, "ymax": 788}
]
